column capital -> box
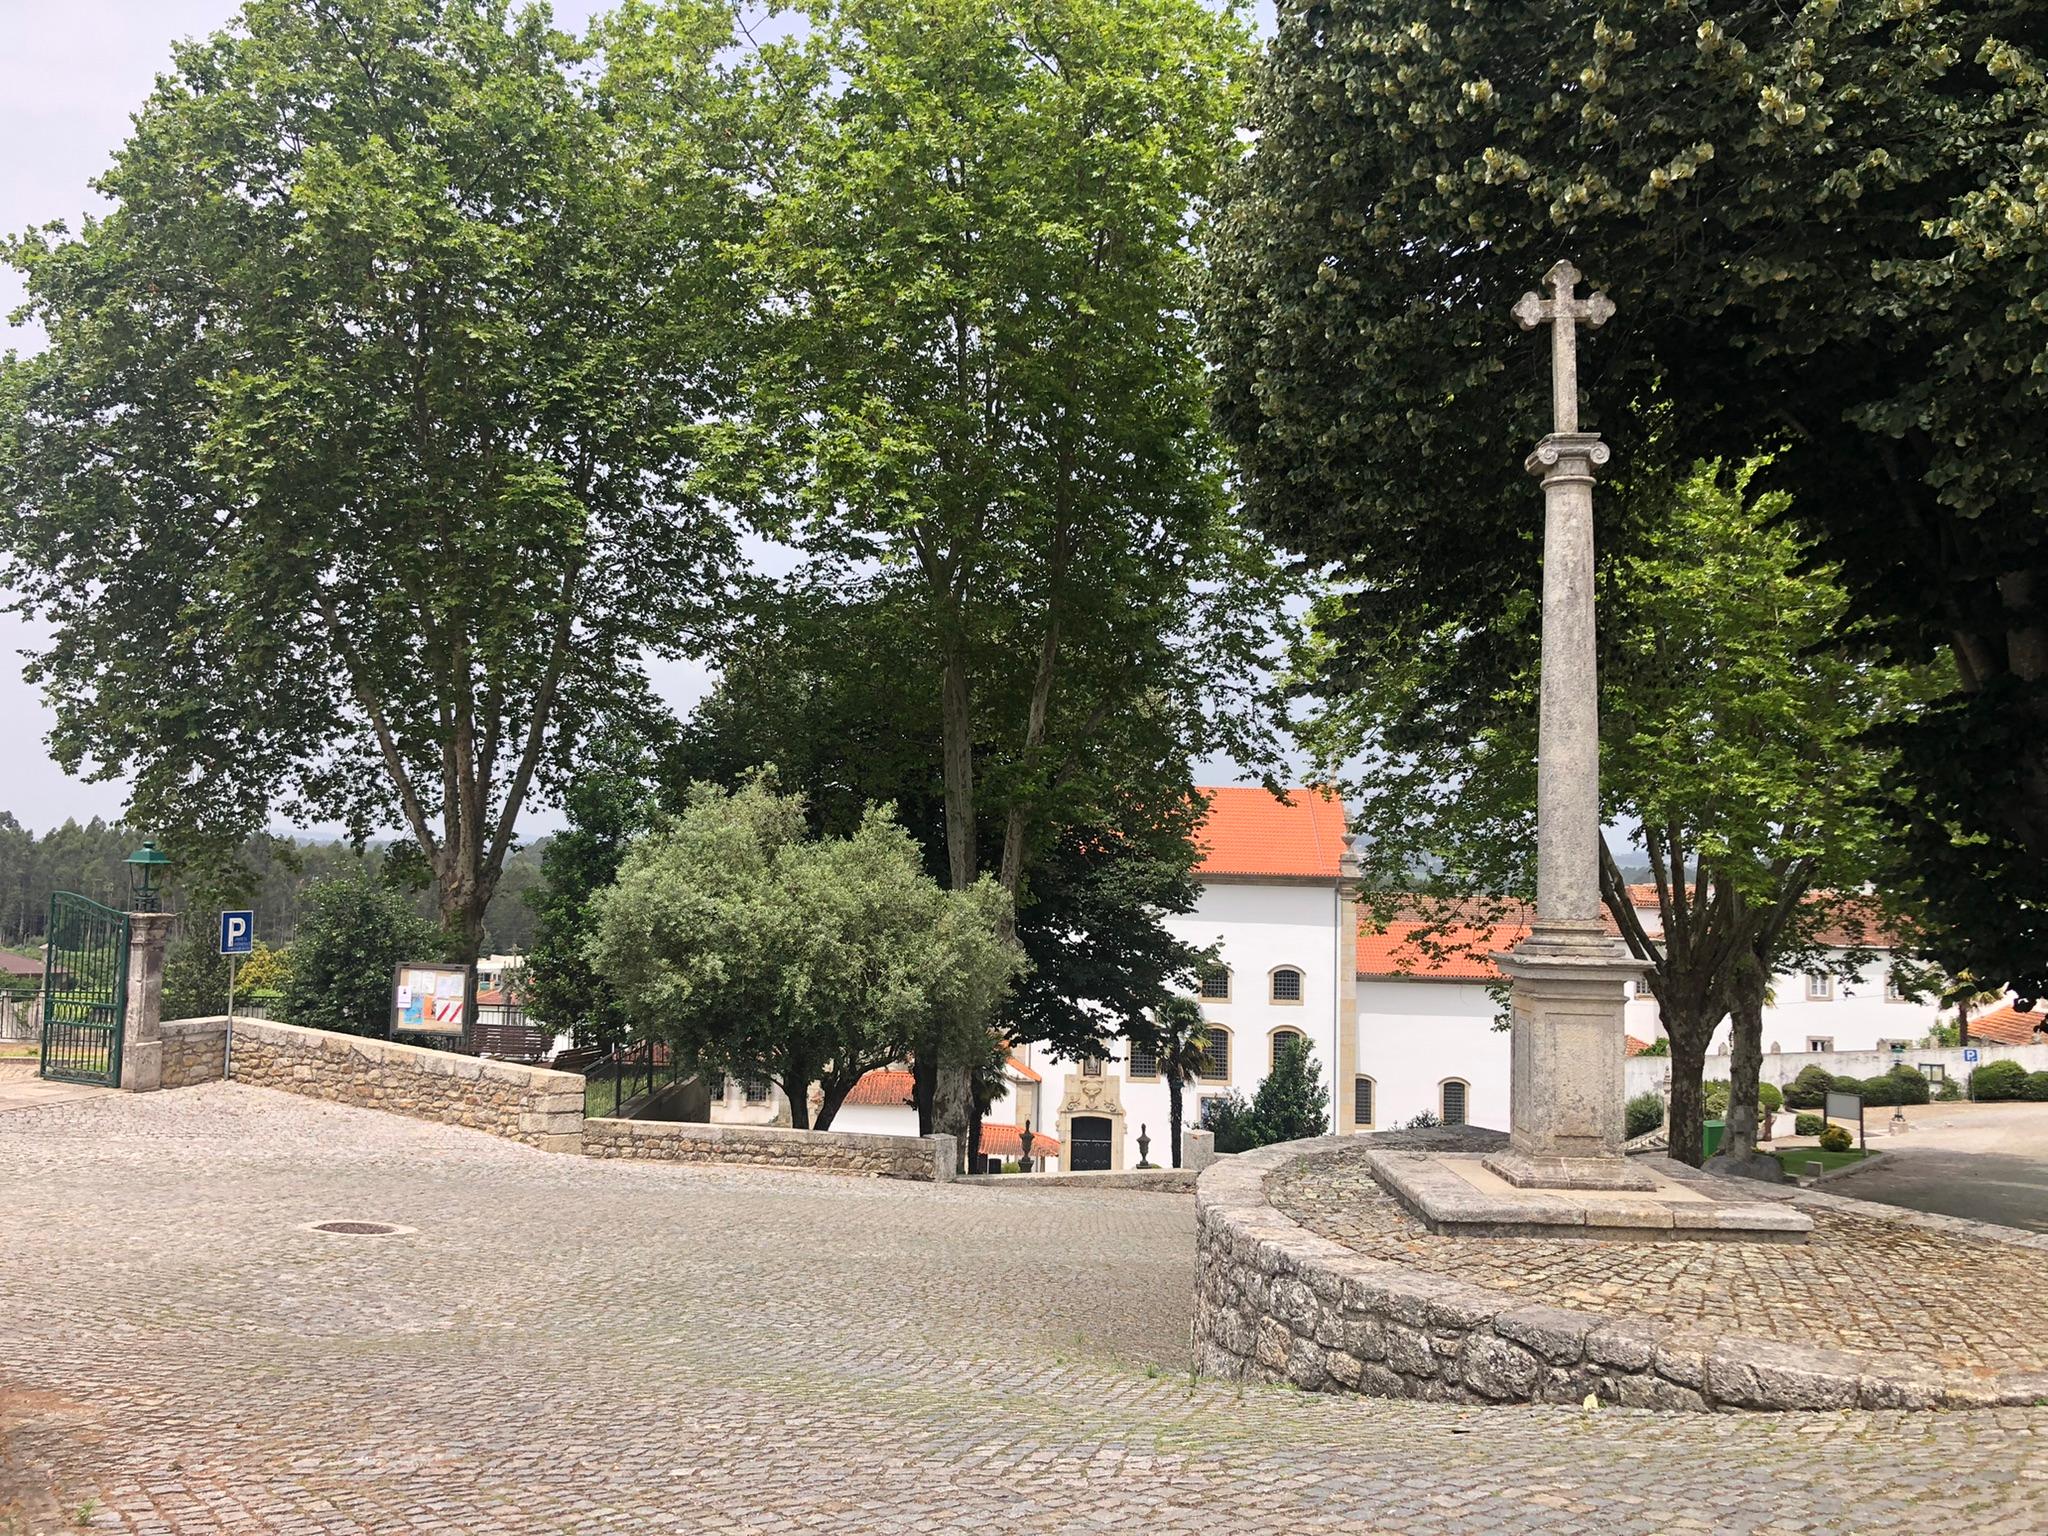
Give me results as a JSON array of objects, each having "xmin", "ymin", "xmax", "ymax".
[{"xmin": 1525, "ymin": 431, "xmax": 1610, "ymax": 482}]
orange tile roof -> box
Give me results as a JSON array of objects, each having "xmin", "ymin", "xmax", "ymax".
[
  {"xmin": 844, "ymin": 1069, "xmax": 916, "ymax": 1108},
  {"xmin": 1006, "ymin": 1054, "xmax": 1041, "ymax": 1084},
  {"xmin": 1193, "ymin": 786, "xmax": 1349, "ymax": 881},
  {"xmin": 1356, "ymin": 920, "xmax": 1530, "ymax": 981},
  {"xmin": 977, "ymin": 1122, "xmax": 1060, "ymax": 1159},
  {"xmin": 1967, "ymin": 1004, "xmax": 2047, "ymax": 1048},
  {"xmin": 1625, "ymin": 1035, "xmax": 1658, "ymax": 1057}
]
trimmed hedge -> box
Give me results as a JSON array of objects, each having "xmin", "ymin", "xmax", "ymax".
[
  {"xmin": 1794, "ymin": 1112, "xmax": 1825, "ymax": 1137},
  {"xmin": 1783, "ymin": 1065, "xmax": 1835, "ymax": 1110},
  {"xmin": 1625, "ymin": 1090, "xmax": 1664, "ymax": 1140},
  {"xmin": 2020, "ymin": 1071, "xmax": 2048, "ymax": 1103},
  {"xmin": 1703, "ymin": 1079, "xmax": 1784, "ymax": 1117},
  {"xmin": 1818, "ymin": 1124, "xmax": 1854, "ymax": 1153},
  {"xmin": 1970, "ymin": 1059, "xmax": 2029, "ymax": 1101}
]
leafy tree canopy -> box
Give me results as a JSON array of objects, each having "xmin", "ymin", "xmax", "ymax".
[
  {"xmin": 0, "ymin": 0, "xmax": 751, "ymax": 973},
  {"xmin": 1207, "ymin": 0, "xmax": 2048, "ymax": 994},
  {"xmin": 283, "ymin": 865, "xmax": 445, "ymax": 1037}
]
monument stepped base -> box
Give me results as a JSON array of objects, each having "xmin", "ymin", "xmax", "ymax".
[{"xmin": 1370, "ymin": 1149, "xmax": 1812, "ymax": 1241}]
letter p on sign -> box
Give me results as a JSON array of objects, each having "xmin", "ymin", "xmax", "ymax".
[{"xmin": 219, "ymin": 910, "xmax": 255, "ymax": 956}]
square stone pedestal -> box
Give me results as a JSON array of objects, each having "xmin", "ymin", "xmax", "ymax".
[{"xmin": 1366, "ymin": 1150, "xmax": 1812, "ymax": 1243}]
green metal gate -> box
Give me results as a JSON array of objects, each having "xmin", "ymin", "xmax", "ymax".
[{"xmin": 39, "ymin": 892, "xmax": 129, "ymax": 1087}]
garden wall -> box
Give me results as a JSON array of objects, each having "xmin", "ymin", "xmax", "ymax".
[
  {"xmin": 583, "ymin": 1117, "xmax": 956, "ymax": 1181},
  {"xmin": 157, "ymin": 1015, "xmax": 584, "ymax": 1151},
  {"xmin": 1625, "ymin": 1041, "xmax": 2048, "ymax": 1101}
]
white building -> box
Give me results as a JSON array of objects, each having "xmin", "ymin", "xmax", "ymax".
[{"xmin": 1014, "ymin": 787, "xmax": 1356, "ymax": 1169}]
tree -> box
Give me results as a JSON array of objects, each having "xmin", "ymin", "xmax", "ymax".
[
  {"xmin": 1296, "ymin": 465, "xmax": 1922, "ymax": 1167},
  {"xmin": 1205, "ymin": 0, "xmax": 2048, "ymax": 998},
  {"xmin": 585, "ymin": 777, "xmax": 1021, "ymax": 1130},
  {"xmin": 1129, "ymin": 993, "xmax": 1210, "ymax": 1169},
  {"xmin": 0, "ymin": 0, "xmax": 750, "ymax": 1009},
  {"xmin": 284, "ymin": 866, "xmax": 444, "ymax": 1037},
  {"xmin": 723, "ymin": 0, "xmax": 1287, "ymax": 1153},
  {"xmin": 162, "ymin": 935, "xmax": 233, "ymax": 1024},
  {"xmin": 674, "ymin": 595, "xmax": 1216, "ymax": 1077},
  {"xmin": 235, "ymin": 941, "xmax": 293, "ymax": 997},
  {"xmin": 1248, "ymin": 1034, "xmax": 1329, "ymax": 1146}
]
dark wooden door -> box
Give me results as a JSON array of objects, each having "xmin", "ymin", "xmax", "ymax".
[{"xmin": 1069, "ymin": 1115, "xmax": 1113, "ymax": 1171}]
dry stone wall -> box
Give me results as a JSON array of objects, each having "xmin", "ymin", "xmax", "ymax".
[
  {"xmin": 157, "ymin": 1015, "xmax": 583, "ymax": 1152},
  {"xmin": 584, "ymin": 1117, "xmax": 955, "ymax": 1181},
  {"xmin": 1196, "ymin": 1132, "xmax": 2048, "ymax": 1412}
]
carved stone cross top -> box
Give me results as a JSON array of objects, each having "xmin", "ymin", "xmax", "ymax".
[{"xmin": 1512, "ymin": 260, "xmax": 1615, "ymax": 436}]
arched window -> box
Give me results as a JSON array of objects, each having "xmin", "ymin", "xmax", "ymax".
[
  {"xmin": 1353, "ymin": 1076, "xmax": 1375, "ymax": 1129},
  {"xmin": 1269, "ymin": 1026, "xmax": 1306, "ymax": 1071},
  {"xmin": 1198, "ymin": 965, "xmax": 1231, "ymax": 1001},
  {"xmin": 1269, "ymin": 966, "xmax": 1304, "ymax": 1004},
  {"xmin": 1439, "ymin": 1079, "xmax": 1469, "ymax": 1126},
  {"xmin": 1199, "ymin": 1026, "xmax": 1231, "ymax": 1082}
]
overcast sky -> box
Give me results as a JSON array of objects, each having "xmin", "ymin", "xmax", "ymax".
[{"xmin": 0, "ymin": 0, "xmax": 1275, "ymax": 839}]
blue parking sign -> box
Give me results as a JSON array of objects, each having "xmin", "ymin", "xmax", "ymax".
[
  {"xmin": 219, "ymin": 910, "xmax": 255, "ymax": 956},
  {"xmin": 1962, "ymin": 1047, "xmax": 1980, "ymax": 1064}
]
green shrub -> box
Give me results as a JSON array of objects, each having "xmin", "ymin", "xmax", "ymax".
[
  {"xmin": 1970, "ymin": 1059, "xmax": 2028, "ymax": 1101},
  {"xmin": 1885, "ymin": 1064, "xmax": 1931, "ymax": 1105},
  {"xmin": 1703, "ymin": 1079, "xmax": 1729, "ymax": 1117},
  {"xmin": 1703, "ymin": 1079, "xmax": 1782, "ymax": 1120},
  {"xmin": 1818, "ymin": 1124, "xmax": 1854, "ymax": 1153},
  {"xmin": 1783, "ymin": 1065, "xmax": 1835, "ymax": 1110},
  {"xmin": 1625, "ymin": 1090, "xmax": 1664, "ymax": 1140},
  {"xmin": 1859, "ymin": 1074, "xmax": 1902, "ymax": 1107},
  {"xmin": 2020, "ymin": 1072, "xmax": 2048, "ymax": 1103},
  {"xmin": 1794, "ymin": 1112, "xmax": 1825, "ymax": 1137},
  {"xmin": 1935, "ymin": 1076, "xmax": 1963, "ymax": 1102},
  {"xmin": 1830, "ymin": 1073, "xmax": 1865, "ymax": 1094},
  {"xmin": 1757, "ymin": 1080, "xmax": 1784, "ymax": 1113}
]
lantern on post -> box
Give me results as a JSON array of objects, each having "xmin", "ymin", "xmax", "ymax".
[{"xmin": 125, "ymin": 839, "xmax": 172, "ymax": 912}]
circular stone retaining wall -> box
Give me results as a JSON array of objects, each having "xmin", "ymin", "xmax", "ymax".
[{"xmin": 1194, "ymin": 1130, "xmax": 2048, "ymax": 1412}]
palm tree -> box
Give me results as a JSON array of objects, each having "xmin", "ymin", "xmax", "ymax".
[{"xmin": 1132, "ymin": 994, "xmax": 1211, "ymax": 1168}]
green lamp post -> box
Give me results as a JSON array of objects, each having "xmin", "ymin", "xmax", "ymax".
[{"xmin": 125, "ymin": 839, "xmax": 173, "ymax": 912}]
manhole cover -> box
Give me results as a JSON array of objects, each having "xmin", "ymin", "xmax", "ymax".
[{"xmin": 311, "ymin": 1220, "xmax": 401, "ymax": 1235}]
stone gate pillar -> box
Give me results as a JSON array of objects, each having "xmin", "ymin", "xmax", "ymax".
[{"xmin": 119, "ymin": 911, "xmax": 175, "ymax": 1093}]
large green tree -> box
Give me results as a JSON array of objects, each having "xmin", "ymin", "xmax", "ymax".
[
  {"xmin": 1299, "ymin": 465, "xmax": 1924, "ymax": 1167},
  {"xmin": 585, "ymin": 776, "xmax": 1021, "ymax": 1130},
  {"xmin": 1207, "ymin": 0, "xmax": 2048, "ymax": 997},
  {"xmin": 283, "ymin": 865, "xmax": 445, "ymax": 1037},
  {"xmin": 721, "ymin": 0, "xmax": 1287, "ymax": 1150},
  {"xmin": 0, "ymin": 0, "xmax": 749, "ymax": 1005}
]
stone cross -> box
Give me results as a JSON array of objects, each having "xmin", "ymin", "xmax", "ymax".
[
  {"xmin": 1512, "ymin": 261, "xmax": 1615, "ymax": 436},
  {"xmin": 1483, "ymin": 256, "xmax": 1652, "ymax": 1194}
]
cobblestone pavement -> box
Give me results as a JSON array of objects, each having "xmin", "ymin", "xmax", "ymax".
[
  {"xmin": 1270, "ymin": 1147, "xmax": 2048, "ymax": 1374},
  {"xmin": 2, "ymin": 1086, "xmax": 2044, "ymax": 1536}
]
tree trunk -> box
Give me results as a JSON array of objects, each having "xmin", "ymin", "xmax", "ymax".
[
  {"xmin": 931, "ymin": 641, "xmax": 978, "ymax": 1161},
  {"xmin": 1168, "ymin": 1075, "xmax": 1184, "ymax": 1169},
  {"xmin": 1705, "ymin": 949, "xmax": 1781, "ymax": 1181},
  {"xmin": 1665, "ymin": 1024, "xmax": 1710, "ymax": 1169},
  {"xmin": 782, "ymin": 1047, "xmax": 814, "ymax": 1131},
  {"xmin": 912, "ymin": 1045, "xmax": 935, "ymax": 1136}
]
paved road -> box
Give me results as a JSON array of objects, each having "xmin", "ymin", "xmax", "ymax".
[
  {"xmin": 1821, "ymin": 1102, "xmax": 2048, "ymax": 1233},
  {"xmin": 3, "ymin": 1086, "xmax": 2045, "ymax": 1536}
]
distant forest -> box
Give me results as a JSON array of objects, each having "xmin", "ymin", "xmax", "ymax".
[{"xmin": 0, "ymin": 813, "xmax": 543, "ymax": 954}]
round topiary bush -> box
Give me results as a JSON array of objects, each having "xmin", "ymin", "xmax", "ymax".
[
  {"xmin": 1970, "ymin": 1059, "xmax": 2028, "ymax": 1102},
  {"xmin": 1625, "ymin": 1090, "xmax": 1664, "ymax": 1140},
  {"xmin": 1818, "ymin": 1123, "xmax": 1854, "ymax": 1153},
  {"xmin": 1757, "ymin": 1080, "xmax": 1785, "ymax": 1114},
  {"xmin": 1783, "ymin": 1065, "xmax": 1835, "ymax": 1110},
  {"xmin": 2020, "ymin": 1071, "xmax": 2048, "ymax": 1103},
  {"xmin": 1859, "ymin": 1074, "xmax": 1902, "ymax": 1107},
  {"xmin": 1886, "ymin": 1064, "xmax": 1931, "ymax": 1105},
  {"xmin": 1794, "ymin": 1112, "xmax": 1826, "ymax": 1137},
  {"xmin": 1830, "ymin": 1073, "xmax": 1866, "ymax": 1095}
]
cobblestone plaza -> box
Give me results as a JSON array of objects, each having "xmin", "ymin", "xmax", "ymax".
[{"xmin": 3, "ymin": 1085, "xmax": 2045, "ymax": 1535}]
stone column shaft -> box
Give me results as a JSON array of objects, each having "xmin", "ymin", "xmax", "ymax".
[
  {"xmin": 1531, "ymin": 433, "xmax": 1607, "ymax": 932},
  {"xmin": 119, "ymin": 911, "xmax": 175, "ymax": 1092}
]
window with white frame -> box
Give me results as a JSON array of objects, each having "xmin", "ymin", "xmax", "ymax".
[
  {"xmin": 1806, "ymin": 973, "xmax": 1833, "ymax": 1001},
  {"xmin": 1269, "ymin": 967, "xmax": 1304, "ymax": 1004},
  {"xmin": 1806, "ymin": 1036, "xmax": 1833, "ymax": 1054},
  {"xmin": 1353, "ymin": 1076, "xmax": 1375, "ymax": 1127},
  {"xmin": 743, "ymin": 1077, "xmax": 771, "ymax": 1104},
  {"xmin": 1439, "ymin": 1079, "xmax": 1469, "ymax": 1126}
]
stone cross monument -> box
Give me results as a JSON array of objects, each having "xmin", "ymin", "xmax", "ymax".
[{"xmin": 1483, "ymin": 259, "xmax": 1654, "ymax": 1193}]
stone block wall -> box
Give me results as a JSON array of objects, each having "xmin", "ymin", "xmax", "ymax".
[
  {"xmin": 157, "ymin": 1015, "xmax": 584, "ymax": 1152},
  {"xmin": 1195, "ymin": 1134, "xmax": 2048, "ymax": 1412},
  {"xmin": 584, "ymin": 1117, "xmax": 956, "ymax": 1181}
]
